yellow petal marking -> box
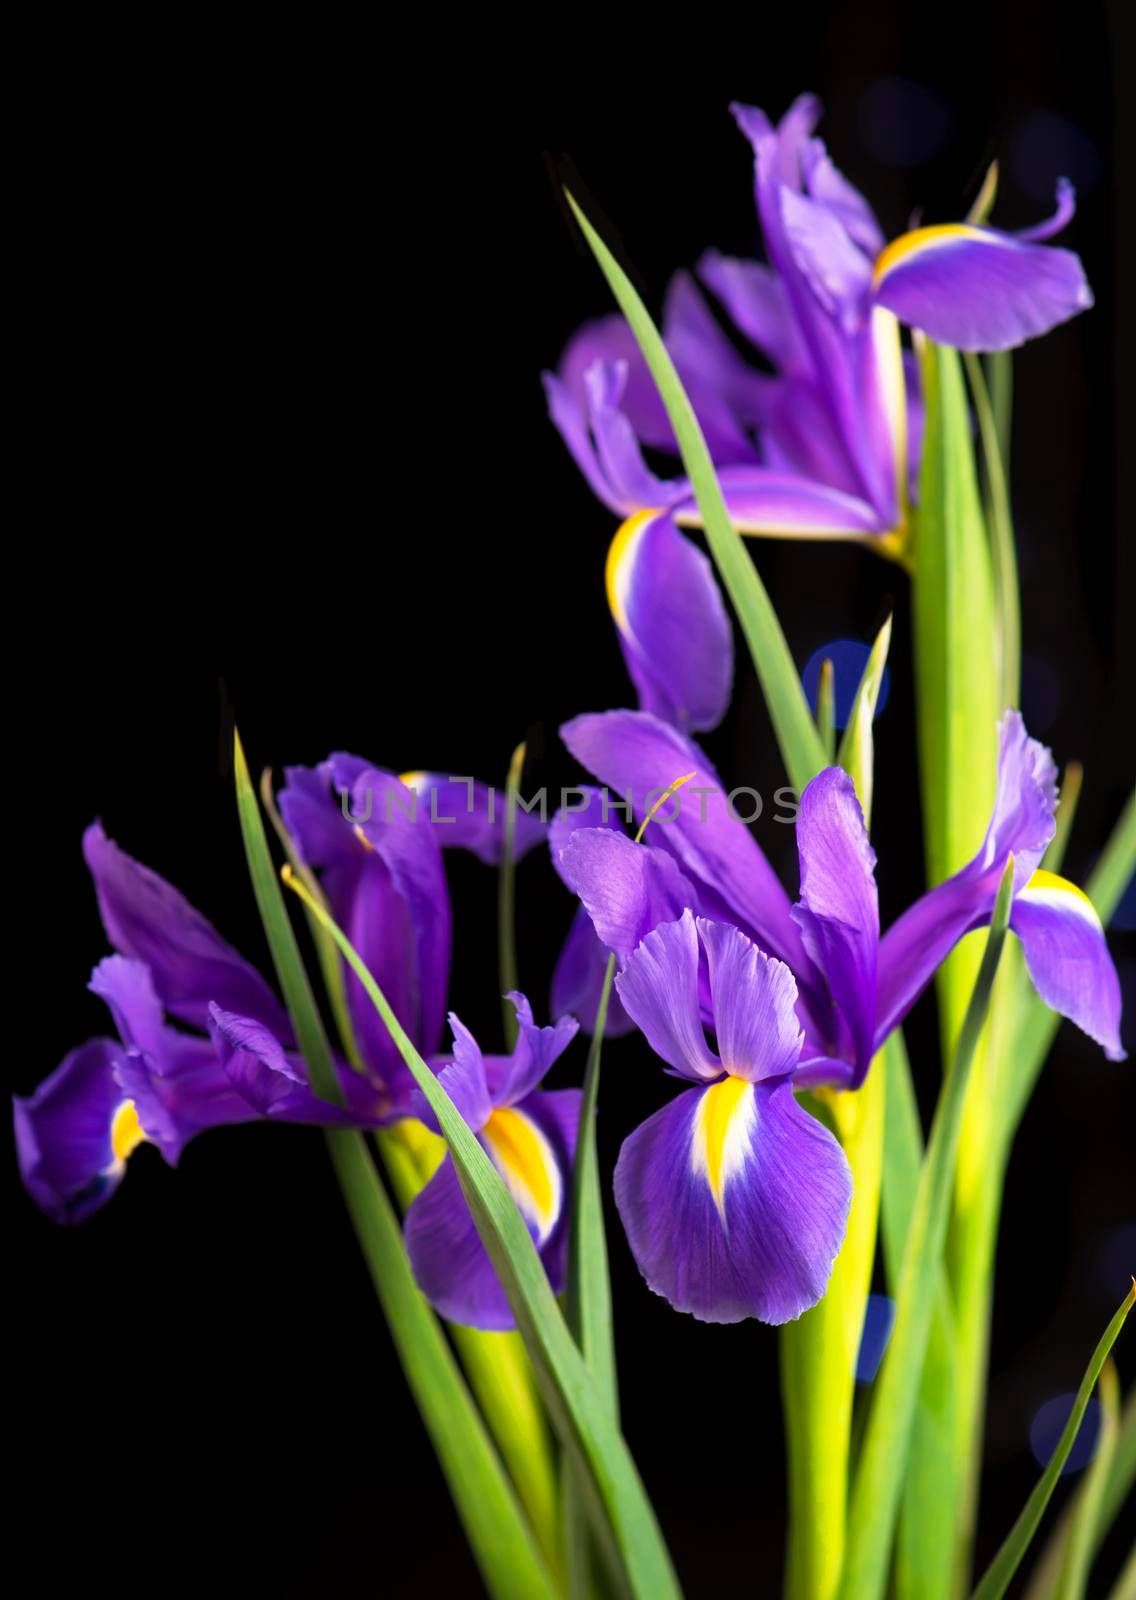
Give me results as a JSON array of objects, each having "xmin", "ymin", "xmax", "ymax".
[
  {"xmin": 695, "ymin": 1075, "xmax": 755, "ymax": 1219},
  {"xmin": 1024, "ymin": 868, "xmax": 1095, "ymax": 909},
  {"xmin": 872, "ymin": 223, "xmax": 978, "ymax": 286},
  {"xmin": 482, "ymin": 1106, "xmax": 561, "ymax": 1243},
  {"xmin": 605, "ymin": 510, "xmax": 657, "ymax": 633},
  {"xmin": 110, "ymin": 1100, "xmax": 147, "ymax": 1165}
]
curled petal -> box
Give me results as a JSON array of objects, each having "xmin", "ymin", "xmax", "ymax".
[
  {"xmin": 873, "ymin": 223, "xmax": 1092, "ymax": 351},
  {"xmin": 1011, "ymin": 873, "xmax": 1125, "ymax": 1061},
  {"xmin": 607, "ymin": 512, "xmax": 734, "ymax": 734},
  {"xmin": 14, "ymin": 1037, "xmax": 130, "ymax": 1223}
]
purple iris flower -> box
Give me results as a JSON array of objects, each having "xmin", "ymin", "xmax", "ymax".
[
  {"xmin": 277, "ymin": 755, "xmax": 546, "ymax": 1113},
  {"xmin": 404, "ymin": 994, "xmax": 580, "ymax": 1329},
  {"xmin": 545, "ymin": 93, "xmax": 1091, "ymax": 553},
  {"xmin": 555, "ymin": 709, "xmax": 1124, "ymax": 1322},
  {"xmin": 14, "ymin": 825, "xmax": 380, "ymax": 1224}
]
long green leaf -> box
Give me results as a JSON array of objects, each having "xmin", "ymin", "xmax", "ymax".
[
  {"xmin": 1055, "ymin": 1360, "xmax": 1121, "ymax": 1600},
  {"xmin": 1023, "ymin": 1360, "xmax": 1136, "ymax": 1599},
  {"xmin": 233, "ymin": 730, "xmax": 557, "ymax": 1599},
  {"xmin": 566, "ymin": 953, "xmax": 619, "ymax": 1414},
  {"xmin": 971, "ymin": 1283, "xmax": 1135, "ymax": 1600},
  {"xmin": 565, "ymin": 190, "xmax": 825, "ymax": 791},
  {"xmin": 283, "ymin": 866, "xmax": 680, "ymax": 1600},
  {"xmin": 781, "ymin": 631, "xmax": 889, "ymax": 1600},
  {"xmin": 965, "ymin": 349, "xmax": 1020, "ymax": 712},
  {"xmin": 329, "ymin": 1131, "xmax": 558, "ymax": 1600},
  {"xmin": 836, "ymin": 614, "xmax": 893, "ymax": 827},
  {"xmin": 564, "ymin": 953, "xmax": 620, "ymax": 1600},
  {"xmin": 840, "ymin": 861, "xmax": 1016, "ymax": 1600},
  {"xmin": 782, "ymin": 1061, "xmax": 885, "ymax": 1600},
  {"xmin": 877, "ymin": 1030, "xmax": 963, "ymax": 1600}
]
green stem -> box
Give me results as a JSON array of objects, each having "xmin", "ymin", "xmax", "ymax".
[
  {"xmin": 964, "ymin": 349, "xmax": 1019, "ymax": 714},
  {"xmin": 327, "ymin": 1130, "xmax": 558, "ymax": 1600}
]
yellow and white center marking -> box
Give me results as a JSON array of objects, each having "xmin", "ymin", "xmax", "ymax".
[
  {"xmin": 691, "ymin": 1075, "xmax": 756, "ymax": 1222},
  {"xmin": 1020, "ymin": 868, "xmax": 1100, "ymax": 923},
  {"xmin": 605, "ymin": 510, "xmax": 656, "ymax": 634},
  {"xmin": 481, "ymin": 1106, "xmax": 562, "ymax": 1245},
  {"xmin": 109, "ymin": 1100, "xmax": 147, "ymax": 1169},
  {"xmin": 873, "ymin": 223, "xmax": 977, "ymax": 286}
]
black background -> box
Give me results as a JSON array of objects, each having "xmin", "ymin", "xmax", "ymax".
[{"xmin": 13, "ymin": 4, "xmax": 1133, "ymax": 1594}]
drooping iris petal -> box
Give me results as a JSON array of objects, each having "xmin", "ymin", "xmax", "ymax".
[
  {"xmin": 697, "ymin": 918, "xmax": 804, "ymax": 1082},
  {"xmin": 876, "ymin": 712, "xmax": 1059, "ymax": 1039},
  {"xmin": 397, "ymin": 774, "xmax": 547, "ymax": 865},
  {"xmin": 83, "ymin": 822, "xmax": 292, "ymax": 1041},
  {"xmin": 561, "ymin": 709, "xmax": 809, "ymax": 974},
  {"xmin": 1011, "ymin": 874, "xmax": 1125, "ymax": 1061},
  {"xmin": 872, "ymin": 224, "xmax": 1093, "ymax": 351},
  {"xmin": 614, "ymin": 913, "xmax": 721, "ymax": 1082},
  {"xmin": 13, "ymin": 1037, "xmax": 131, "ymax": 1223},
  {"xmin": 405, "ymin": 1086, "xmax": 580, "ymax": 1331},
  {"xmin": 558, "ymin": 827, "xmax": 697, "ymax": 967},
  {"xmin": 405, "ymin": 1153, "xmax": 516, "ymax": 1329},
  {"xmin": 606, "ymin": 511, "xmax": 734, "ymax": 734},
  {"xmin": 791, "ymin": 768, "xmax": 879, "ymax": 1083},
  {"xmin": 613, "ymin": 1076, "xmax": 851, "ymax": 1324}
]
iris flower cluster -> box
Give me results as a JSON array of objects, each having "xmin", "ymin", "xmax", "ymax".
[{"xmin": 15, "ymin": 92, "xmax": 1131, "ymax": 1597}]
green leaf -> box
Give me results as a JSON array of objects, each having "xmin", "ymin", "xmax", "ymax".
[
  {"xmin": 499, "ymin": 741, "xmax": 526, "ymax": 1047},
  {"xmin": 840, "ymin": 861, "xmax": 1016, "ymax": 1600},
  {"xmin": 964, "ymin": 350, "xmax": 1019, "ymax": 712},
  {"xmin": 878, "ymin": 1031, "xmax": 963, "ymax": 1600},
  {"xmin": 328, "ymin": 1130, "xmax": 560, "ymax": 1600},
  {"xmin": 564, "ymin": 953, "xmax": 620, "ymax": 1599},
  {"xmin": 565, "ymin": 190, "xmax": 826, "ymax": 791},
  {"xmin": 911, "ymin": 339, "xmax": 1000, "ymax": 962},
  {"xmin": 283, "ymin": 866, "xmax": 681, "ymax": 1600},
  {"xmin": 782, "ymin": 1060, "xmax": 885, "ymax": 1600},
  {"xmin": 836, "ymin": 614, "xmax": 893, "ymax": 829},
  {"xmin": 233, "ymin": 729, "xmax": 341, "ymax": 1103},
  {"xmin": 234, "ymin": 731, "xmax": 557, "ymax": 1599},
  {"xmin": 816, "ymin": 658, "xmax": 836, "ymax": 764},
  {"xmin": 971, "ymin": 1284, "xmax": 1135, "ymax": 1600},
  {"xmin": 1055, "ymin": 1360, "xmax": 1121, "ymax": 1600},
  {"xmin": 565, "ymin": 952, "xmax": 619, "ymax": 1415}
]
